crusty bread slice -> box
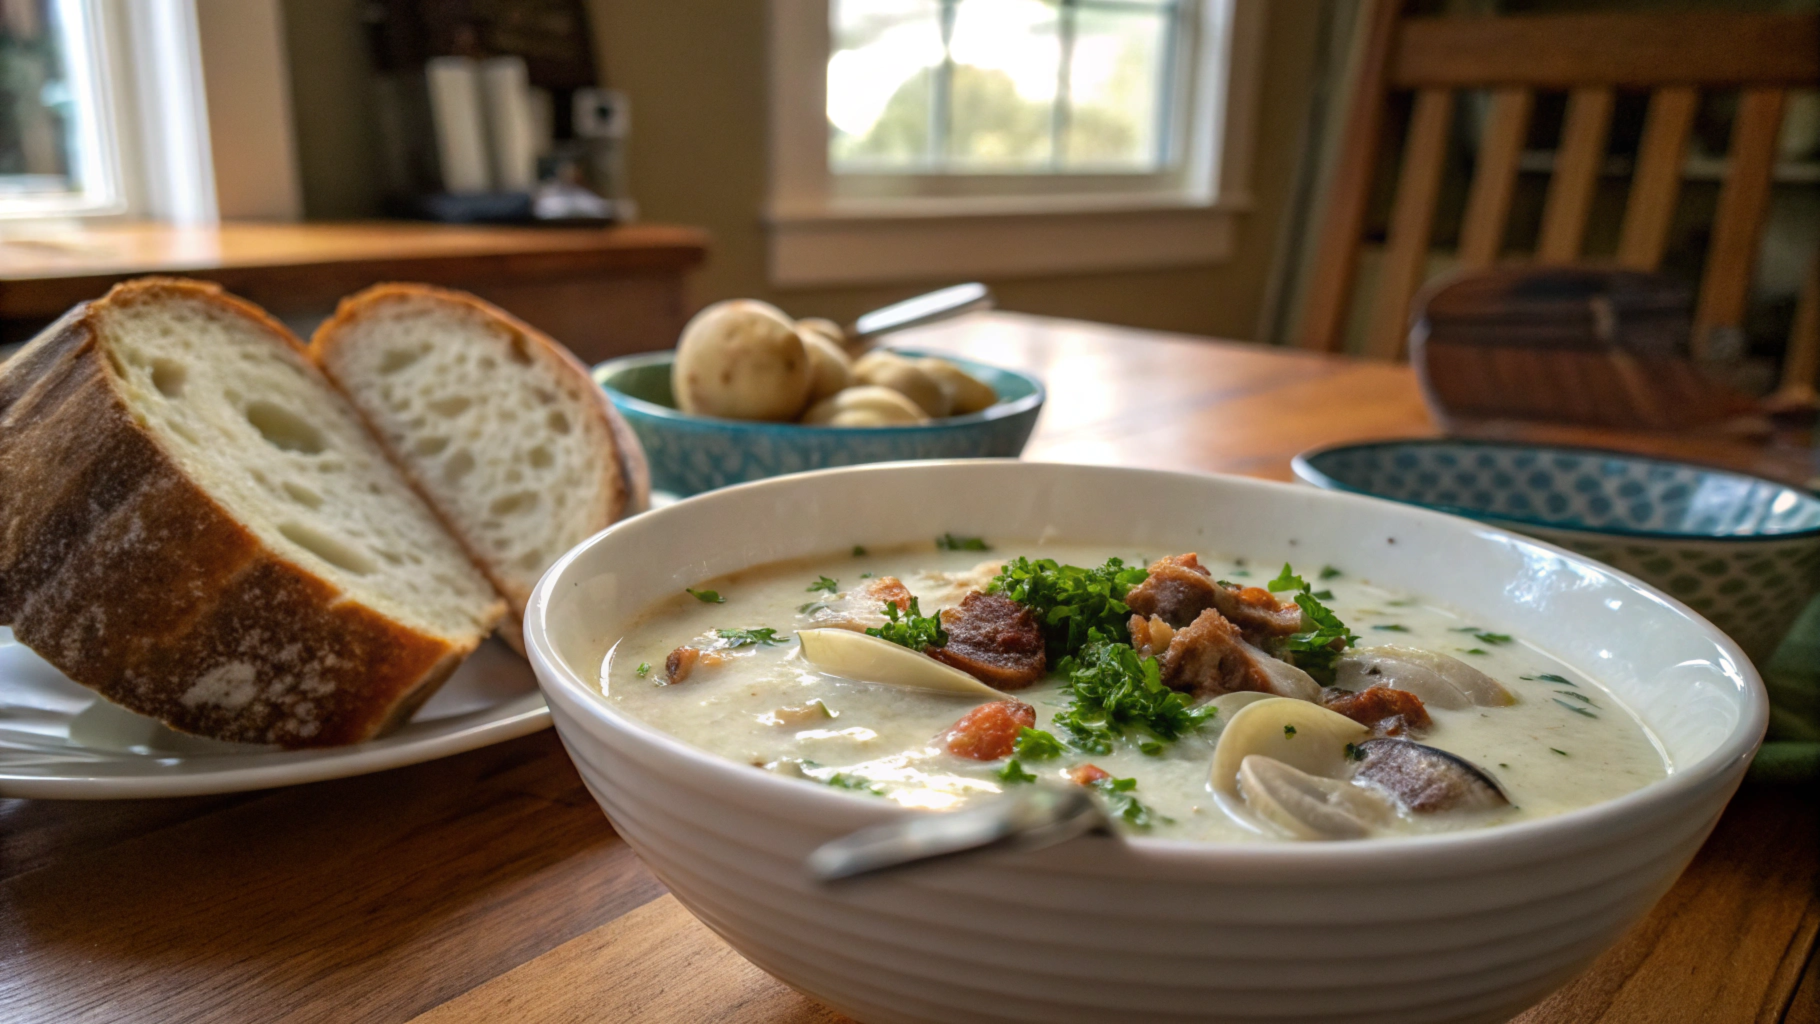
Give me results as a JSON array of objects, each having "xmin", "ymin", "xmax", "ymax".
[
  {"xmin": 0, "ymin": 278, "xmax": 504, "ymax": 747},
  {"xmin": 310, "ymin": 284, "xmax": 649, "ymax": 636}
]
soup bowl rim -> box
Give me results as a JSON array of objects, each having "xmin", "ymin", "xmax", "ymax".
[{"xmin": 524, "ymin": 459, "xmax": 1766, "ymax": 868}]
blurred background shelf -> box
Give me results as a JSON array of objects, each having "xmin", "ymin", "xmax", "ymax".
[{"xmin": 0, "ymin": 221, "xmax": 708, "ymax": 363}]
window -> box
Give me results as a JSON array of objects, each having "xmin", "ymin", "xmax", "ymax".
[
  {"xmin": 0, "ymin": 0, "xmax": 298, "ymax": 226},
  {"xmin": 0, "ymin": 0, "xmax": 124, "ymax": 219},
  {"xmin": 769, "ymin": 0, "xmax": 1261, "ymax": 285},
  {"xmin": 829, "ymin": 0, "xmax": 1181, "ymax": 174}
]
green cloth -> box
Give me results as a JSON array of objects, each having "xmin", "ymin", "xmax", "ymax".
[{"xmin": 1754, "ymin": 593, "xmax": 1820, "ymax": 783}]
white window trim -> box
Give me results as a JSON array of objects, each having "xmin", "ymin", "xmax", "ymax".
[
  {"xmin": 766, "ymin": 0, "xmax": 1264, "ymax": 287},
  {"xmin": 0, "ymin": 0, "xmax": 299, "ymax": 229}
]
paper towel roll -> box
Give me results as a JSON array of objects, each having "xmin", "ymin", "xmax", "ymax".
[
  {"xmin": 480, "ymin": 56, "xmax": 537, "ymax": 192},
  {"xmin": 426, "ymin": 57, "xmax": 491, "ymax": 193}
]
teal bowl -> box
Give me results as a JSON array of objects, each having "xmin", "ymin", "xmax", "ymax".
[
  {"xmin": 1293, "ymin": 439, "xmax": 1820, "ymax": 668},
  {"xmin": 592, "ymin": 350, "xmax": 1044, "ymax": 497}
]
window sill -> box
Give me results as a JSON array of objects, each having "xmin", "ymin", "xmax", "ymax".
[{"xmin": 765, "ymin": 194, "xmax": 1251, "ymax": 288}]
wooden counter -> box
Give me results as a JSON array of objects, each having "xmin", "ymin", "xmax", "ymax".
[{"xmin": 0, "ymin": 221, "xmax": 708, "ymax": 362}]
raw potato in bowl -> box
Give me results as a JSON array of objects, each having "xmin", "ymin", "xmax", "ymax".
[{"xmin": 671, "ymin": 300, "xmax": 811, "ymax": 421}]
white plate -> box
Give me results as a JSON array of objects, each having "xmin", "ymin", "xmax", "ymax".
[{"xmin": 0, "ymin": 627, "xmax": 547, "ymax": 799}]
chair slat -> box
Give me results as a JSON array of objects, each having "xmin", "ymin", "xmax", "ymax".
[
  {"xmin": 1458, "ymin": 88, "xmax": 1532, "ymax": 268},
  {"xmin": 1296, "ymin": 0, "xmax": 1407, "ymax": 353},
  {"xmin": 1366, "ymin": 88, "xmax": 1454, "ymax": 360},
  {"xmin": 1537, "ymin": 87, "xmax": 1615, "ymax": 262},
  {"xmin": 1617, "ymin": 86, "xmax": 1698, "ymax": 271},
  {"xmin": 1778, "ymin": 256, "xmax": 1820, "ymax": 399},
  {"xmin": 1693, "ymin": 88, "xmax": 1787, "ymax": 358}
]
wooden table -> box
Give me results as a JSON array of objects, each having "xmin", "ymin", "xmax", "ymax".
[
  {"xmin": 3, "ymin": 313, "xmax": 1814, "ymax": 1024},
  {"xmin": 0, "ymin": 221, "xmax": 708, "ymax": 363}
]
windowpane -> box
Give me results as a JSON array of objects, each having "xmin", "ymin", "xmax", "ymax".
[
  {"xmin": 1063, "ymin": 4, "xmax": 1171, "ymax": 169},
  {"xmin": 945, "ymin": 0, "xmax": 1058, "ymax": 169},
  {"xmin": 0, "ymin": 0, "xmax": 84, "ymax": 197},
  {"xmin": 828, "ymin": 0, "xmax": 1182, "ymax": 175},
  {"xmin": 829, "ymin": 0, "xmax": 943, "ymax": 168}
]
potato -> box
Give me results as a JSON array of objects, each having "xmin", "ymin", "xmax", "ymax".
[
  {"xmin": 672, "ymin": 299, "xmax": 811, "ymax": 421},
  {"xmin": 916, "ymin": 357, "xmax": 997, "ymax": 415},
  {"xmin": 795, "ymin": 317, "xmax": 846, "ymax": 348},
  {"xmin": 801, "ymin": 385, "xmax": 929, "ymax": 427},
  {"xmin": 852, "ymin": 350, "xmax": 951, "ymax": 417},
  {"xmin": 798, "ymin": 328, "xmax": 854, "ymax": 403}
]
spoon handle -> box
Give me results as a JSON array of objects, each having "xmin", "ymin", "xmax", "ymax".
[
  {"xmin": 846, "ymin": 283, "xmax": 994, "ymax": 344},
  {"xmin": 806, "ymin": 783, "xmax": 1110, "ymax": 882}
]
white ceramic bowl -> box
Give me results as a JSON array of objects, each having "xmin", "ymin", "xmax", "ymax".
[{"xmin": 524, "ymin": 461, "xmax": 1766, "ymax": 1024}]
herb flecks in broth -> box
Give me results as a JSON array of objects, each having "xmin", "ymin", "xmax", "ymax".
[
  {"xmin": 686, "ymin": 587, "xmax": 725, "ymax": 604},
  {"xmin": 936, "ymin": 534, "xmax": 991, "ymax": 551},
  {"xmin": 606, "ymin": 543, "xmax": 1667, "ymax": 843}
]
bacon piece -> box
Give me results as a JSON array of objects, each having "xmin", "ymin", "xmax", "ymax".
[
  {"xmin": 1156, "ymin": 608, "xmax": 1319, "ymax": 701},
  {"xmin": 1322, "ymin": 685, "xmax": 1432, "ymax": 737},
  {"xmin": 927, "ymin": 591, "xmax": 1046, "ymax": 690},
  {"xmin": 1068, "ymin": 763, "xmax": 1111, "ymax": 786},
  {"xmin": 940, "ymin": 699, "xmax": 1036, "ymax": 760},
  {"xmin": 1124, "ymin": 554, "xmax": 1218, "ymax": 626},
  {"xmin": 665, "ymin": 646, "xmax": 700, "ymax": 683},
  {"xmin": 1124, "ymin": 553, "xmax": 1302, "ymax": 638}
]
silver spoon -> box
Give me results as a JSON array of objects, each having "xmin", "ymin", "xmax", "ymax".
[
  {"xmin": 806, "ymin": 782, "xmax": 1112, "ymax": 882},
  {"xmin": 840, "ymin": 282, "xmax": 995, "ymax": 355}
]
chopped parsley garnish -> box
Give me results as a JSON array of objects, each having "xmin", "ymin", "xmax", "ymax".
[
  {"xmin": 851, "ymin": 545, "xmax": 868, "ymax": 557},
  {"xmin": 1451, "ymin": 627, "xmax": 1513, "ymax": 645},
  {"xmin": 1372, "ymin": 624, "xmax": 1410, "ymax": 632},
  {"xmin": 1386, "ymin": 598, "xmax": 1415, "ymax": 607},
  {"xmin": 1460, "ymin": 647, "xmax": 1489, "ymax": 656},
  {"xmin": 807, "ymin": 575, "xmax": 839, "ymax": 594},
  {"xmin": 1555, "ymin": 690, "xmax": 1598, "ymax": 706},
  {"xmin": 686, "ymin": 588, "xmax": 725, "ymax": 604},
  {"xmin": 798, "ymin": 600, "xmax": 828, "ymax": 614},
  {"xmin": 997, "ymin": 759, "xmax": 1037, "ymax": 784},
  {"xmin": 936, "ymin": 533, "xmax": 991, "ymax": 551},
  {"xmin": 635, "ymin": 662, "xmax": 651, "ymax": 677},
  {"xmin": 865, "ymin": 596, "xmax": 948, "ymax": 650},
  {"xmin": 988, "ymin": 556, "xmax": 1149, "ymax": 659},
  {"xmin": 1090, "ymin": 775, "xmax": 1163, "ymax": 829},
  {"xmin": 1312, "ymin": 589, "xmax": 1335, "ymax": 600},
  {"xmin": 825, "ymin": 772, "xmax": 884, "ymax": 795},
  {"xmin": 1553, "ymin": 697, "xmax": 1598, "ymax": 718},
  {"xmin": 715, "ymin": 627, "xmax": 784, "ymax": 647},
  {"xmin": 1267, "ymin": 564, "xmax": 1358, "ymax": 684},
  {"xmin": 1344, "ymin": 742, "xmax": 1366, "ymax": 761},
  {"xmin": 1014, "ymin": 727, "xmax": 1066, "ymax": 760},
  {"xmin": 1320, "ymin": 566, "xmax": 1343, "ymax": 579},
  {"xmin": 1550, "ymin": 747, "xmax": 1569, "ymax": 756},
  {"xmin": 859, "ymin": 572, "xmax": 873, "ymax": 578},
  {"xmin": 1283, "ymin": 724, "xmax": 1297, "ymax": 738},
  {"xmin": 1050, "ymin": 640, "xmax": 1212, "ymax": 753},
  {"xmin": 1229, "ymin": 569, "xmax": 1251, "ymax": 578},
  {"xmin": 1522, "ymin": 673, "xmax": 1575, "ymax": 686}
]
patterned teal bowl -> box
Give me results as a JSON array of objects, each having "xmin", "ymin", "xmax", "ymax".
[
  {"xmin": 592, "ymin": 350, "xmax": 1043, "ymax": 498},
  {"xmin": 1293, "ymin": 439, "xmax": 1820, "ymax": 665}
]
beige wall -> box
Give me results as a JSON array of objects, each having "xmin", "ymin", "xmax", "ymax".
[{"xmin": 283, "ymin": 0, "xmax": 1325, "ymax": 341}]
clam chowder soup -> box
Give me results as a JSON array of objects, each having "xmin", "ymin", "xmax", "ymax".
[{"xmin": 601, "ymin": 541, "xmax": 1668, "ymax": 842}]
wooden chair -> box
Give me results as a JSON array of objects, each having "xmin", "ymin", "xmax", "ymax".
[{"xmin": 1296, "ymin": 5, "xmax": 1820, "ymax": 388}]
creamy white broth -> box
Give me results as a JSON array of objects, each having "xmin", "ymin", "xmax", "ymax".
[{"xmin": 599, "ymin": 542, "xmax": 1668, "ymax": 842}]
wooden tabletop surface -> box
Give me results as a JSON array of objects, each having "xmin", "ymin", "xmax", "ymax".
[{"xmin": 3, "ymin": 312, "xmax": 1815, "ymax": 1024}]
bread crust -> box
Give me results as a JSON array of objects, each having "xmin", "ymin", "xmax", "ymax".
[
  {"xmin": 0, "ymin": 278, "xmax": 493, "ymax": 747},
  {"xmin": 310, "ymin": 283, "xmax": 651, "ymax": 621}
]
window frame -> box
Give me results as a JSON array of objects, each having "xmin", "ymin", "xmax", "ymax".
[{"xmin": 767, "ymin": 0, "xmax": 1263, "ymax": 286}]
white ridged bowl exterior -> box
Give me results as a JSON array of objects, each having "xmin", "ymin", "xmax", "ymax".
[{"xmin": 525, "ymin": 461, "xmax": 1765, "ymax": 1024}]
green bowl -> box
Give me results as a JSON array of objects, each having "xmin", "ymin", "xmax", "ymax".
[{"xmin": 592, "ymin": 350, "xmax": 1044, "ymax": 497}]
